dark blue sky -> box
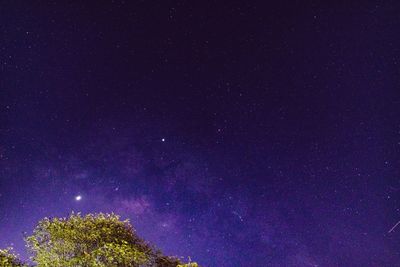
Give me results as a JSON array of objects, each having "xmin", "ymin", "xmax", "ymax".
[{"xmin": 1, "ymin": 1, "xmax": 400, "ymax": 266}]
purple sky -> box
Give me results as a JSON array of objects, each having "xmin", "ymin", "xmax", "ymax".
[{"xmin": 1, "ymin": 1, "xmax": 400, "ymax": 266}]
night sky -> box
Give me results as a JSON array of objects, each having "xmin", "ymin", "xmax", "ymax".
[{"xmin": 1, "ymin": 1, "xmax": 400, "ymax": 266}]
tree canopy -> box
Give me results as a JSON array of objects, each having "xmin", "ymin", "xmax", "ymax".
[
  {"xmin": 1, "ymin": 213, "xmax": 199, "ymax": 267},
  {"xmin": 0, "ymin": 248, "xmax": 25, "ymax": 267}
]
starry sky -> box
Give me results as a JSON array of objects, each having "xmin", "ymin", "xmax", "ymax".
[{"xmin": 1, "ymin": 1, "xmax": 400, "ymax": 266}]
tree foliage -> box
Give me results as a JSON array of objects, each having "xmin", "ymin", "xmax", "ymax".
[
  {"xmin": 0, "ymin": 248, "xmax": 26, "ymax": 267},
  {"xmin": 17, "ymin": 212, "xmax": 199, "ymax": 267}
]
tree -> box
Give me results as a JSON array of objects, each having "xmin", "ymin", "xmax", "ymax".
[
  {"xmin": 23, "ymin": 212, "xmax": 198, "ymax": 267},
  {"xmin": 0, "ymin": 248, "xmax": 26, "ymax": 267}
]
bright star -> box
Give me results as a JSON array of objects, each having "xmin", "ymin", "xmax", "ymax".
[
  {"xmin": 161, "ymin": 138, "xmax": 165, "ymax": 142},
  {"xmin": 75, "ymin": 195, "xmax": 82, "ymax": 201}
]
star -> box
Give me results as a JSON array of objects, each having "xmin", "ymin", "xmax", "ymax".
[
  {"xmin": 161, "ymin": 138, "xmax": 165, "ymax": 142},
  {"xmin": 75, "ymin": 195, "xmax": 82, "ymax": 201}
]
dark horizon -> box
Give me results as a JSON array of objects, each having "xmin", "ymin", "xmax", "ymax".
[{"xmin": 1, "ymin": 1, "xmax": 400, "ymax": 266}]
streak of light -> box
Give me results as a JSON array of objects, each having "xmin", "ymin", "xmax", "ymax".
[{"xmin": 388, "ymin": 220, "xmax": 400, "ymax": 234}]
